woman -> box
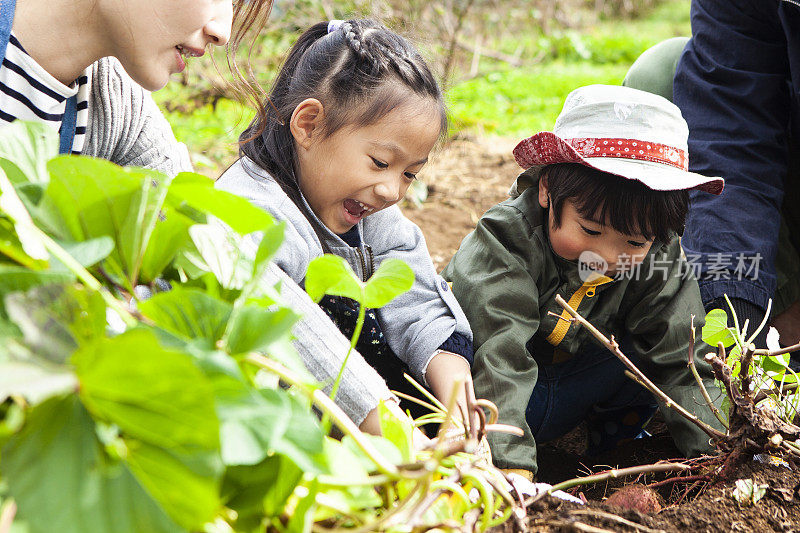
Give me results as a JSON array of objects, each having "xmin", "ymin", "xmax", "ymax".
[{"xmin": 2, "ymin": 0, "xmax": 402, "ymax": 436}]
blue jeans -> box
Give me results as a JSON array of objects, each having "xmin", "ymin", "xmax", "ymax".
[{"xmin": 525, "ymin": 340, "xmax": 657, "ymax": 451}]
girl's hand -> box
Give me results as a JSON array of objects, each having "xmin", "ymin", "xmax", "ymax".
[{"xmin": 426, "ymin": 350, "xmax": 474, "ymax": 427}]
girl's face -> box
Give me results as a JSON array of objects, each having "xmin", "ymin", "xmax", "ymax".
[
  {"xmin": 104, "ymin": 0, "xmax": 233, "ymax": 91},
  {"xmin": 292, "ymin": 97, "xmax": 442, "ymax": 234}
]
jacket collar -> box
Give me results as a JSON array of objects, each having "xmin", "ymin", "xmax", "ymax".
[{"xmin": 242, "ymin": 156, "xmax": 364, "ymax": 250}]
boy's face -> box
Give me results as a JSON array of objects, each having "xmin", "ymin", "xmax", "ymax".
[{"xmin": 538, "ymin": 179, "xmax": 654, "ymax": 276}]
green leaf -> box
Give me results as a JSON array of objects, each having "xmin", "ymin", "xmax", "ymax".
[
  {"xmin": 166, "ymin": 172, "xmax": 276, "ymax": 235},
  {"xmin": 285, "ymin": 479, "xmax": 319, "ymax": 533},
  {"xmin": 5, "ymin": 284, "xmax": 106, "ymax": 364},
  {"xmin": 0, "ymin": 266, "xmax": 73, "ymax": 305},
  {"xmin": 194, "ymin": 351, "xmax": 290, "ymax": 466},
  {"xmin": 124, "ymin": 441, "xmax": 221, "ymax": 530},
  {"xmin": 0, "ymin": 216, "xmax": 45, "ymax": 269},
  {"xmin": 50, "ymin": 236, "xmax": 115, "ymax": 272},
  {"xmin": 189, "ymin": 224, "xmax": 253, "ymax": 290},
  {"xmin": 222, "ymin": 455, "xmax": 303, "ymax": 528},
  {"xmin": 315, "ymin": 438, "xmax": 382, "ymax": 517},
  {"xmin": 253, "ymin": 222, "xmax": 286, "ymax": 275},
  {"xmin": 341, "ymin": 434, "xmax": 403, "ymax": 470},
  {"xmin": 0, "ymin": 360, "xmax": 77, "ymax": 404},
  {"xmin": 73, "ymin": 328, "xmax": 220, "ymax": 452},
  {"xmin": 225, "ymin": 305, "xmax": 298, "ymax": 355},
  {"xmin": 701, "ymin": 309, "xmax": 736, "ymax": 348},
  {"xmin": 378, "ymin": 400, "xmax": 414, "ymax": 463},
  {"xmin": 139, "ymin": 211, "xmax": 193, "ymax": 282},
  {"xmin": 39, "ymin": 156, "xmax": 170, "ymax": 287},
  {"xmin": 138, "ymin": 286, "xmax": 232, "ymax": 349},
  {"xmin": 0, "ymin": 121, "xmax": 57, "ymax": 186},
  {"xmin": 363, "ymin": 259, "xmax": 414, "ymax": 309},
  {"xmin": 267, "ymin": 389, "xmax": 326, "ymax": 473},
  {"xmin": 1, "ymin": 395, "xmax": 182, "ymax": 533},
  {"xmin": 304, "ymin": 254, "xmax": 363, "ymax": 303},
  {"xmin": 72, "ymin": 330, "xmax": 223, "ymax": 529},
  {"xmin": 761, "ymin": 353, "xmax": 790, "ymax": 374},
  {"xmin": 0, "ymin": 164, "xmax": 48, "ymax": 261}
]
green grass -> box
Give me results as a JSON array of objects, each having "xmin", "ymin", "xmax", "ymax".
[
  {"xmin": 448, "ymin": 0, "xmax": 691, "ymax": 137},
  {"xmin": 447, "ymin": 62, "xmax": 630, "ymax": 137}
]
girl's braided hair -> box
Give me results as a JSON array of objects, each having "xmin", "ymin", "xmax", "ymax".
[{"xmin": 239, "ymin": 19, "xmax": 447, "ymax": 199}]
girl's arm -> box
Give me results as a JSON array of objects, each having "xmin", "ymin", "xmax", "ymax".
[{"xmin": 364, "ymin": 206, "xmax": 474, "ymax": 386}]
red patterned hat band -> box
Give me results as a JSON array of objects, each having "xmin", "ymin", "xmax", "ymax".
[{"xmin": 565, "ymin": 137, "xmax": 688, "ymax": 171}]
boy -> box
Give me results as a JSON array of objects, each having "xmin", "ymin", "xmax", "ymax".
[{"xmin": 443, "ymin": 85, "xmax": 726, "ymax": 479}]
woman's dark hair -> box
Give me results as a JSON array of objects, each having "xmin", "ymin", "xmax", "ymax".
[
  {"xmin": 239, "ymin": 19, "xmax": 447, "ymax": 196},
  {"xmin": 226, "ymin": 0, "xmax": 275, "ymax": 111},
  {"xmin": 542, "ymin": 163, "xmax": 689, "ymax": 243}
]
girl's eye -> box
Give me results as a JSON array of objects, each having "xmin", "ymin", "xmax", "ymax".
[
  {"xmin": 628, "ymin": 240, "xmax": 646, "ymax": 247},
  {"xmin": 404, "ymin": 172, "xmax": 418, "ymax": 181},
  {"xmin": 580, "ymin": 225, "xmax": 601, "ymax": 236},
  {"xmin": 371, "ymin": 157, "xmax": 388, "ymax": 169}
]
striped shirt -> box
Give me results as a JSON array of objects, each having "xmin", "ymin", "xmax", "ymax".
[{"xmin": 0, "ymin": 34, "xmax": 90, "ymax": 154}]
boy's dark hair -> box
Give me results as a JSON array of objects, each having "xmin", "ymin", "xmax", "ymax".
[
  {"xmin": 542, "ymin": 163, "xmax": 689, "ymax": 243},
  {"xmin": 239, "ymin": 19, "xmax": 447, "ymax": 198}
]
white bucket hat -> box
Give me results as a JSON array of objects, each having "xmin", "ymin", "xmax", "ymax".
[{"xmin": 511, "ymin": 85, "xmax": 724, "ymax": 195}]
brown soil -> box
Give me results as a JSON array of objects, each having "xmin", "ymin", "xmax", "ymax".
[
  {"xmin": 405, "ymin": 136, "xmax": 800, "ymax": 532},
  {"xmin": 402, "ymin": 135, "xmax": 521, "ymax": 269}
]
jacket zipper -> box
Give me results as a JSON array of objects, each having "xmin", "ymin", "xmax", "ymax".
[
  {"xmin": 355, "ymin": 245, "xmax": 374, "ymax": 282},
  {"xmin": 545, "ymin": 274, "xmax": 614, "ymax": 346}
]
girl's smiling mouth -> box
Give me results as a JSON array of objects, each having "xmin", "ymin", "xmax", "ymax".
[{"xmin": 342, "ymin": 198, "xmax": 376, "ymax": 225}]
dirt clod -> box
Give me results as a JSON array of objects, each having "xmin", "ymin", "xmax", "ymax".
[{"xmin": 604, "ymin": 484, "xmax": 663, "ymax": 514}]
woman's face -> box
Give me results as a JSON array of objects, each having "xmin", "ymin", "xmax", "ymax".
[{"xmin": 105, "ymin": 0, "xmax": 233, "ymax": 91}]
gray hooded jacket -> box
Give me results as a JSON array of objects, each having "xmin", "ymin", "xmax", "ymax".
[{"xmin": 216, "ymin": 156, "xmax": 473, "ymax": 388}]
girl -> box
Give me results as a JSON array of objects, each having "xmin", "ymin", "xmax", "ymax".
[{"xmin": 216, "ymin": 19, "xmax": 476, "ymax": 434}]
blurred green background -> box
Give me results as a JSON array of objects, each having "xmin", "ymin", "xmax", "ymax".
[{"xmin": 154, "ymin": 0, "xmax": 691, "ymax": 176}]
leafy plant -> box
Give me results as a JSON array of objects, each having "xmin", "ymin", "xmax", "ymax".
[
  {"xmin": 0, "ymin": 121, "xmax": 525, "ymax": 533},
  {"xmin": 701, "ymin": 297, "xmax": 800, "ymax": 425}
]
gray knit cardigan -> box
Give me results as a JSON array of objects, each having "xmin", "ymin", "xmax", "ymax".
[{"xmin": 84, "ymin": 57, "xmax": 394, "ymax": 426}]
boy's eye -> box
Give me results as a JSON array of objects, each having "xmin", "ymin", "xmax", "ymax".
[
  {"xmin": 404, "ymin": 172, "xmax": 418, "ymax": 181},
  {"xmin": 627, "ymin": 240, "xmax": 646, "ymax": 247},
  {"xmin": 370, "ymin": 157, "xmax": 388, "ymax": 169},
  {"xmin": 580, "ymin": 224, "xmax": 601, "ymax": 236}
]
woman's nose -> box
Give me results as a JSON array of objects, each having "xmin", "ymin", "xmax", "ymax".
[{"xmin": 205, "ymin": 2, "xmax": 233, "ymax": 47}]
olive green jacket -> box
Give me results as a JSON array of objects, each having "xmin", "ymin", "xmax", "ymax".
[{"xmin": 442, "ymin": 177, "xmax": 724, "ymax": 474}]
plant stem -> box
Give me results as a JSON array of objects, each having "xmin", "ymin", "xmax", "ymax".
[
  {"xmin": 746, "ymin": 299, "xmax": 772, "ymax": 346},
  {"xmin": 36, "ymin": 225, "xmax": 138, "ymax": 328},
  {"xmin": 645, "ymin": 474, "xmax": 710, "ymax": 488},
  {"xmin": 547, "ymin": 462, "xmax": 690, "ymax": 494},
  {"xmin": 686, "ymin": 315, "xmax": 729, "ymax": 428},
  {"xmin": 244, "ymin": 352, "xmax": 399, "ymax": 477},
  {"xmin": 554, "ymin": 294, "xmax": 727, "ymax": 441},
  {"xmin": 753, "ymin": 342, "xmax": 800, "ymax": 357},
  {"xmin": 329, "ymin": 301, "xmax": 365, "ymax": 402}
]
